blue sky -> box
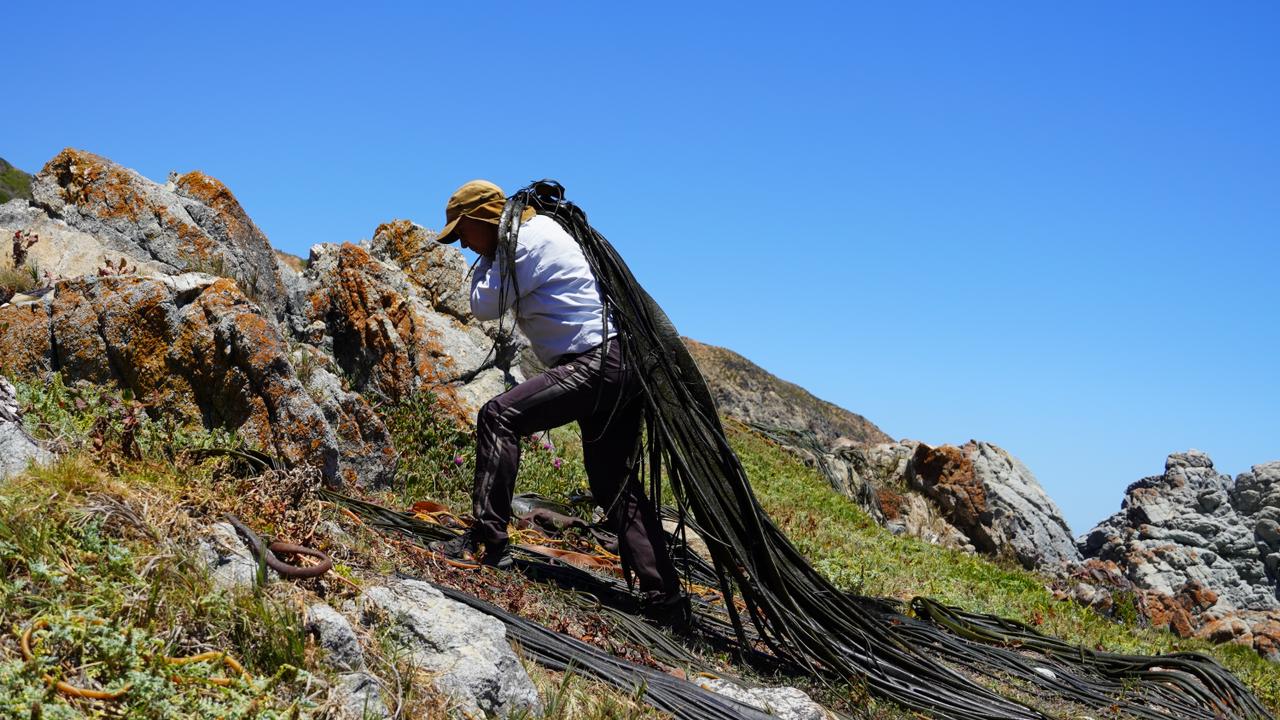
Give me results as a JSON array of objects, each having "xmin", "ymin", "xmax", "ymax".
[{"xmin": 5, "ymin": 2, "xmax": 1277, "ymax": 533}]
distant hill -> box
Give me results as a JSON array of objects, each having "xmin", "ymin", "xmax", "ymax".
[
  {"xmin": 0, "ymin": 157, "xmax": 32, "ymax": 204},
  {"xmin": 683, "ymin": 337, "xmax": 892, "ymax": 447}
]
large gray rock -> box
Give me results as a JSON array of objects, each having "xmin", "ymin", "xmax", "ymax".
[
  {"xmin": 358, "ymin": 579, "xmax": 541, "ymax": 718},
  {"xmin": 0, "ymin": 376, "xmax": 51, "ymax": 480},
  {"xmin": 25, "ymin": 149, "xmax": 288, "ymax": 318},
  {"xmin": 1080, "ymin": 451, "xmax": 1280, "ymax": 612},
  {"xmin": 794, "ymin": 436, "xmax": 1080, "ymax": 571},
  {"xmin": 0, "ymin": 274, "xmax": 359, "ymax": 486}
]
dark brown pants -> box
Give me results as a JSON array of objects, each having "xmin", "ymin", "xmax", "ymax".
[{"xmin": 471, "ymin": 340, "xmax": 679, "ymax": 596}]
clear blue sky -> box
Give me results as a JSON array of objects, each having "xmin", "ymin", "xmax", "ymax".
[{"xmin": 5, "ymin": 2, "xmax": 1277, "ymax": 534}]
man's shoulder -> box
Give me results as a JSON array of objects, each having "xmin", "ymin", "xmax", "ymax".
[{"xmin": 518, "ymin": 215, "xmax": 577, "ymax": 254}]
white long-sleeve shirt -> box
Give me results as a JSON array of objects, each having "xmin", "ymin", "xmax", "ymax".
[{"xmin": 470, "ymin": 214, "xmax": 614, "ymax": 365}]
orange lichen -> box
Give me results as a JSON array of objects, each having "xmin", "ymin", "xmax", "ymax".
[
  {"xmin": 176, "ymin": 171, "xmax": 255, "ymax": 248},
  {"xmin": 0, "ymin": 302, "xmax": 53, "ymax": 377},
  {"xmin": 41, "ymin": 149, "xmax": 219, "ymax": 264}
]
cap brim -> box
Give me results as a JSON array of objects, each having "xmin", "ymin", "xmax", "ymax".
[{"xmin": 435, "ymin": 217, "xmax": 460, "ymax": 244}]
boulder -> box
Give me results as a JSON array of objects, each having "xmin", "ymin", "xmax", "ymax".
[
  {"xmin": 368, "ymin": 220, "xmax": 471, "ymax": 322},
  {"xmin": 24, "ymin": 149, "xmax": 288, "ymax": 317},
  {"xmin": 358, "ymin": 578, "xmax": 541, "ymax": 718},
  {"xmin": 907, "ymin": 441, "xmax": 1081, "ymax": 571},
  {"xmin": 0, "ymin": 376, "xmax": 51, "ymax": 480}
]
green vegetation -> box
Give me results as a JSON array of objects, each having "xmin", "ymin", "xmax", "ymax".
[
  {"xmin": 0, "ymin": 453, "xmax": 310, "ymax": 717},
  {"xmin": 382, "ymin": 390, "xmax": 590, "ymax": 508}
]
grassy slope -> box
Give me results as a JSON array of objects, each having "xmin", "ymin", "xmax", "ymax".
[{"xmin": 2, "ymin": 376, "xmax": 1277, "ymax": 718}]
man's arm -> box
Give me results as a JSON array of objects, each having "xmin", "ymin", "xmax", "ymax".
[{"xmin": 470, "ymin": 241, "xmax": 543, "ymax": 320}]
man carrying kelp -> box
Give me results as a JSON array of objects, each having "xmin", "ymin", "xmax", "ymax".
[{"xmin": 429, "ymin": 180, "xmax": 688, "ymax": 626}]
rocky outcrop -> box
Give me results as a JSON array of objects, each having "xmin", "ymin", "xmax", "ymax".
[
  {"xmin": 2, "ymin": 200, "xmax": 170, "ymax": 281},
  {"xmin": 685, "ymin": 338, "xmax": 890, "ymax": 448},
  {"xmin": 0, "ymin": 376, "xmax": 51, "ymax": 481},
  {"xmin": 1081, "ymin": 451, "xmax": 1278, "ymax": 610},
  {"xmin": 1076, "ymin": 451, "xmax": 1280, "ymax": 659},
  {"xmin": 19, "ymin": 149, "xmax": 288, "ymax": 317},
  {"xmin": 0, "ymin": 273, "xmax": 401, "ymax": 487},
  {"xmin": 358, "ymin": 578, "xmax": 541, "ymax": 718}
]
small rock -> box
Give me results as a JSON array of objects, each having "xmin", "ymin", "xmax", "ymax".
[
  {"xmin": 198, "ymin": 522, "xmax": 268, "ymax": 591},
  {"xmin": 695, "ymin": 677, "xmax": 831, "ymax": 720},
  {"xmin": 332, "ymin": 671, "xmax": 389, "ymax": 720},
  {"xmin": 306, "ymin": 603, "xmax": 365, "ymax": 672},
  {"xmin": 358, "ymin": 579, "xmax": 541, "ymax": 718}
]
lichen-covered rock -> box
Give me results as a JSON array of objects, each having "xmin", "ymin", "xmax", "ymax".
[
  {"xmin": 0, "ymin": 376, "xmax": 51, "ymax": 480},
  {"xmin": 27, "ymin": 149, "xmax": 287, "ymax": 317},
  {"xmin": 304, "ymin": 368, "xmax": 396, "ymax": 489},
  {"xmin": 0, "ymin": 298, "xmax": 54, "ymax": 377},
  {"xmin": 907, "ymin": 441, "xmax": 1081, "ymax": 570},
  {"xmin": 369, "ymin": 220, "xmax": 470, "ymax": 322},
  {"xmin": 1, "ymin": 199, "xmax": 169, "ymax": 281},
  {"xmin": 358, "ymin": 579, "xmax": 541, "ymax": 718},
  {"xmin": 0, "ymin": 274, "xmax": 370, "ymax": 485},
  {"xmin": 295, "ymin": 241, "xmax": 516, "ymax": 418}
]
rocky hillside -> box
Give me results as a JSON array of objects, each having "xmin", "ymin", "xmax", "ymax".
[
  {"xmin": 684, "ymin": 337, "xmax": 891, "ymax": 447},
  {"xmin": 0, "ymin": 157, "xmax": 32, "ymax": 204}
]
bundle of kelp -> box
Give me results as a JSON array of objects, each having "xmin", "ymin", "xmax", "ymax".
[{"xmin": 489, "ymin": 180, "xmax": 1272, "ymax": 720}]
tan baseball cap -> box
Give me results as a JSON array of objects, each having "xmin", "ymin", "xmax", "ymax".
[{"xmin": 434, "ymin": 180, "xmax": 506, "ymax": 244}]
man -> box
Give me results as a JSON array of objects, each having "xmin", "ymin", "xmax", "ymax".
[{"xmin": 429, "ymin": 180, "xmax": 686, "ymax": 623}]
